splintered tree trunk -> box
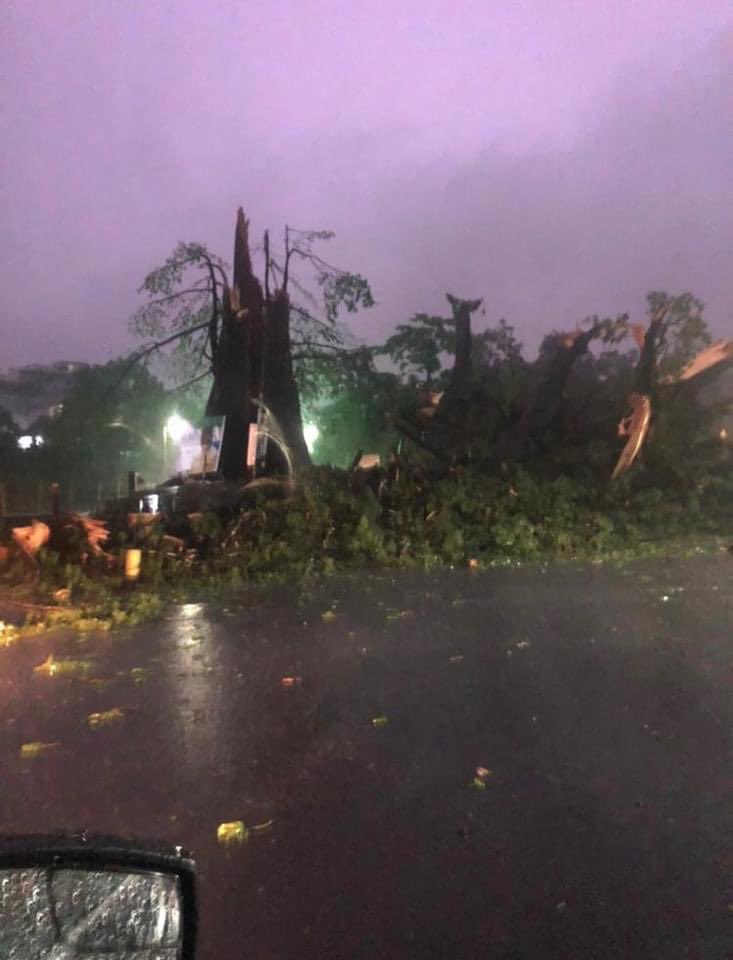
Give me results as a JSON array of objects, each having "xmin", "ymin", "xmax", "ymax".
[
  {"xmin": 524, "ymin": 323, "xmax": 613, "ymax": 442},
  {"xmin": 264, "ymin": 289, "xmax": 311, "ymax": 470},
  {"xmin": 437, "ymin": 295, "xmax": 483, "ymax": 414},
  {"xmin": 447, "ymin": 295, "xmax": 478, "ymax": 395},
  {"xmin": 491, "ymin": 322, "xmax": 606, "ymax": 465},
  {"xmin": 431, "ymin": 295, "xmax": 483, "ymax": 459},
  {"xmin": 633, "ymin": 304, "xmax": 669, "ymax": 396},
  {"xmin": 206, "ymin": 208, "xmax": 264, "ymax": 480}
]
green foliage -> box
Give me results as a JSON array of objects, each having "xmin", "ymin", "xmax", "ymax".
[
  {"xmin": 309, "ymin": 356, "xmax": 413, "ymax": 466},
  {"xmin": 131, "ymin": 230, "xmax": 376, "ymax": 399},
  {"xmin": 374, "ymin": 303, "xmax": 523, "ymax": 395},
  {"xmin": 0, "ymin": 405, "xmax": 18, "ymax": 437},
  {"xmin": 317, "ymin": 270, "xmax": 375, "ymax": 325},
  {"xmin": 12, "ymin": 449, "xmax": 732, "ymax": 636},
  {"xmin": 646, "ymin": 290, "xmax": 710, "ymax": 379},
  {"xmin": 472, "ymin": 317, "xmax": 523, "ymax": 368},
  {"xmin": 376, "ymin": 314, "xmax": 453, "ymax": 387},
  {"xmin": 0, "ymin": 361, "xmax": 170, "ymax": 510},
  {"xmin": 47, "ymin": 360, "xmax": 168, "ymax": 485}
]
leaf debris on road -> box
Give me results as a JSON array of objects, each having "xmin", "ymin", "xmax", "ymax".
[
  {"xmin": 20, "ymin": 741, "xmax": 60, "ymax": 758},
  {"xmin": 87, "ymin": 707, "xmax": 125, "ymax": 728},
  {"xmin": 252, "ymin": 819, "xmax": 274, "ymax": 834},
  {"xmin": 217, "ymin": 821, "xmax": 249, "ymax": 845},
  {"xmin": 386, "ymin": 609, "xmax": 414, "ymax": 621},
  {"xmin": 34, "ymin": 655, "xmax": 93, "ymax": 678},
  {"xmin": 470, "ymin": 766, "xmax": 493, "ymax": 789},
  {"xmin": 372, "ymin": 715, "xmax": 389, "ymax": 728}
]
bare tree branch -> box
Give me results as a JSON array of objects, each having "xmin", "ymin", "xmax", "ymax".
[
  {"xmin": 264, "ymin": 230, "xmax": 271, "ymax": 302},
  {"xmin": 144, "ymin": 287, "xmax": 214, "ymax": 307},
  {"xmin": 170, "ymin": 370, "xmax": 213, "ymax": 393},
  {"xmin": 283, "ymin": 225, "xmax": 292, "ymax": 293},
  {"xmin": 201, "ymin": 256, "xmax": 221, "ymax": 358},
  {"xmin": 113, "ymin": 319, "xmax": 211, "ymax": 395}
]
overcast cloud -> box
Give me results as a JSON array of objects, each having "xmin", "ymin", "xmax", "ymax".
[{"xmin": 1, "ymin": 0, "xmax": 730, "ymax": 369}]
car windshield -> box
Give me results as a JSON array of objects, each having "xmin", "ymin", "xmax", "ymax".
[{"xmin": 1, "ymin": 3, "xmax": 732, "ymax": 958}]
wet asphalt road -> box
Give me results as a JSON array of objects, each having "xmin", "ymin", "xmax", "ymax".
[{"xmin": 1, "ymin": 554, "xmax": 733, "ymax": 959}]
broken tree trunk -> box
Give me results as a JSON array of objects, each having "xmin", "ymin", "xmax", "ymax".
[
  {"xmin": 445, "ymin": 294, "xmax": 481, "ymax": 397},
  {"xmin": 263, "ymin": 288, "xmax": 311, "ymax": 471},
  {"xmin": 493, "ymin": 320, "xmax": 609, "ymax": 464},
  {"xmin": 206, "ymin": 208, "xmax": 264, "ymax": 480},
  {"xmin": 431, "ymin": 295, "xmax": 483, "ymax": 456},
  {"xmin": 633, "ymin": 303, "xmax": 669, "ymax": 395}
]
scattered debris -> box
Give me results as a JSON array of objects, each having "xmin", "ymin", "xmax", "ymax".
[
  {"xmin": 386, "ymin": 609, "xmax": 414, "ymax": 621},
  {"xmin": 33, "ymin": 655, "xmax": 93, "ymax": 679},
  {"xmin": 251, "ymin": 819, "xmax": 274, "ymax": 835},
  {"xmin": 280, "ymin": 676, "xmax": 303, "ymax": 687},
  {"xmin": 217, "ymin": 821, "xmax": 249, "ymax": 846},
  {"xmin": 11, "ymin": 514, "xmax": 110, "ymax": 567},
  {"xmin": 515, "ymin": 640, "xmax": 531, "ymax": 650},
  {"xmin": 87, "ymin": 707, "xmax": 125, "ymax": 728},
  {"xmin": 130, "ymin": 667, "xmax": 149, "ymax": 685},
  {"xmin": 612, "ymin": 392, "xmax": 652, "ymax": 480},
  {"xmin": 417, "ymin": 391, "xmax": 444, "ymax": 419},
  {"xmin": 128, "ymin": 513, "xmax": 160, "ymax": 531},
  {"xmin": 11, "ymin": 521, "xmax": 50, "ymax": 561},
  {"xmin": 77, "ymin": 516, "xmax": 110, "ymax": 556},
  {"xmin": 449, "ymin": 655, "xmax": 464, "ymax": 664},
  {"xmin": 321, "ymin": 610, "xmax": 337, "ymax": 623},
  {"xmin": 20, "ymin": 741, "xmax": 60, "ymax": 758},
  {"xmin": 372, "ymin": 715, "xmax": 389, "ymax": 728},
  {"xmin": 470, "ymin": 766, "xmax": 493, "ymax": 790}
]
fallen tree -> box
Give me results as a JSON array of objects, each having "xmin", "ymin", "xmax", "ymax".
[{"xmin": 386, "ymin": 290, "xmax": 731, "ymax": 485}]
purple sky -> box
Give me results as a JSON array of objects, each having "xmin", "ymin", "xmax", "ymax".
[{"xmin": 2, "ymin": 0, "xmax": 731, "ymax": 371}]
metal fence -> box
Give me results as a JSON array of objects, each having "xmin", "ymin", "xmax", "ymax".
[{"xmin": 0, "ymin": 477, "xmax": 129, "ymax": 522}]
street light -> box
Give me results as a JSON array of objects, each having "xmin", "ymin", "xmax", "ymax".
[
  {"xmin": 303, "ymin": 422, "xmax": 319, "ymax": 453},
  {"xmin": 165, "ymin": 414, "xmax": 188, "ymax": 444},
  {"xmin": 163, "ymin": 413, "xmax": 189, "ymax": 478}
]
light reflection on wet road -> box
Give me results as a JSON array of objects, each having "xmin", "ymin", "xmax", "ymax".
[{"xmin": 1, "ymin": 555, "xmax": 733, "ymax": 958}]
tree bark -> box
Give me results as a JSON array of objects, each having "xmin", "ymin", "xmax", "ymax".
[
  {"xmin": 633, "ymin": 304, "xmax": 669, "ymax": 396},
  {"xmin": 445, "ymin": 294, "xmax": 482, "ymax": 399},
  {"xmin": 206, "ymin": 209, "xmax": 264, "ymax": 480},
  {"xmin": 263, "ymin": 289, "xmax": 311, "ymax": 471},
  {"xmin": 491, "ymin": 322, "xmax": 604, "ymax": 464}
]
